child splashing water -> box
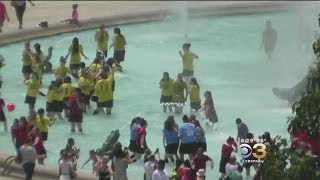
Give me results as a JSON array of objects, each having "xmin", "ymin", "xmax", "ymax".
[{"xmin": 179, "ymin": 43, "xmax": 199, "ymax": 86}]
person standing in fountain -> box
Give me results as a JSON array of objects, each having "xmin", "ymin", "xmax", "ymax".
[
  {"xmin": 68, "ymin": 88, "xmax": 84, "ymax": 132},
  {"xmin": 171, "ymin": 73, "xmax": 188, "ymax": 113},
  {"xmin": 179, "ymin": 43, "xmax": 199, "ymax": 83},
  {"xmin": 189, "ymin": 77, "xmax": 201, "ymax": 113},
  {"xmin": 261, "ymin": 20, "xmax": 277, "ymax": 58},
  {"xmin": 110, "ymin": 27, "xmax": 127, "ymax": 68},
  {"xmin": 65, "ymin": 37, "xmax": 89, "ymax": 78},
  {"xmin": 22, "ymin": 42, "xmax": 33, "ymax": 80},
  {"xmin": 159, "ymin": 72, "xmax": 173, "ymax": 113},
  {"xmin": 95, "ymin": 24, "xmax": 109, "ymax": 58}
]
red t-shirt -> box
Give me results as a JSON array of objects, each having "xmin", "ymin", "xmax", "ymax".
[
  {"xmin": 69, "ymin": 95, "xmax": 83, "ymax": 115},
  {"xmin": 192, "ymin": 155, "xmax": 209, "ymax": 172},
  {"xmin": 0, "ymin": 2, "xmax": 6, "ymax": 22},
  {"xmin": 221, "ymin": 141, "xmax": 237, "ymax": 159},
  {"xmin": 31, "ymin": 133, "xmax": 46, "ymax": 154},
  {"xmin": 136, "ymin": 127, "xmax": 146, "ymax": 147}
]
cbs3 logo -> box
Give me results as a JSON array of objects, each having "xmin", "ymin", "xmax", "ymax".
[{"xmin": 239, "ymin": 143, "xmax": 267, "ymax": 159}]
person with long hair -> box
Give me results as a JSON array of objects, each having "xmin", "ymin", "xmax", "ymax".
[
  {"xmin": 203, "ymin": 91, "xmax": 218, "ymax": 127},
  {"xmin": 95, "ymin": 24, "xmax": 109, "ymax": 58},
  {"xmin": 59, "ymin": 151, "xmax": 75, "ymax": 180},
  {"xmin": 171, "ymin": 73, "xmax": 188, "ymax": 113},
  {"xmin": 189, "ymin": 77, "xmax": 201, "ymax": 113},
  {"xmin": 163, "ymin": 116, "xmax": 179, "ymax": 163},
  {"xmin": 112, "ymin": 142, "xmax": 134, "ymax": 180},
  {"xmin": 31, "ymin": 127, "xmax": 46, "ymax": 165},
  {"xmin": 68, "ymin": 88, "xmax": 85, "ymax": 132},
  {"xmin": 11, "ymin": 119, "xmax": 20, "ymax": 152},
  {"xmin": 178, "ymin": 43, "xmax": 199, "ymax": 82},
  {"xmin": 22, "ymin": 41, "xmax": 33, "ymax": 80},
  {"xmin": 159, "ymin": 72, "xmax": 173, "ymax": 113},
  {"xmin": 193, "ymin": 120, "xmax": 207, "ymax": 152},
  {"xmin": 65, "ymin": 37, "xmax": 88, "ymax": 77},
  {"xmin": 136, "ymin": 119, "xmax": 149, "ymax": 159},
  {"xmin": 128, "ymin": 117, "xmax": 141, "ymax": 157},
  {"xmin": 62, "ymin": 76, "xmax": 74, "ymax": 118},
  {"xmin": 109, "ymin": 27, "xmax": 127, "ymax": 67}
]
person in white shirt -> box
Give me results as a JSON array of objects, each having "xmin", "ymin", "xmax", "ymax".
[
  {"xmin": 152, "ymin": 160, "xmax": 169, "ymax": 180},
  {"xmin": 225, "ymin": 155, "xmax": 238, "ymax": 177},
  {"xmin": 145, "ymin": 154, "xmax": 157, "ymax": 180}
]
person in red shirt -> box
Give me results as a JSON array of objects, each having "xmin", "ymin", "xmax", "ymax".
[
  {"xmin": 68, "ymin": 87, "xmax": 84, "ymax": 132},
  {"xmin": 192, "ymin": 147, "xmax": 213, "ymax": 173},
  {"xmin": 0, "ymin": 1, "xmax": 10, "ymax": 33},
  {"xmin": 219, "ymin": 136, "xmax": 238, "ymax": 180},
  {"xmin": 136, "ymin": 119, "xmax": 148, "ymax": 159},
  {"xmin": 31, "ymin": 127, "xmax": 46, "ymax": 164},
  {"xmin": 0, "ymin": 97, "xmax": 8, "ymax": 131},
  {"xmin": 17, "ymin": 117, "xmax": 29, "ymax": 150},
  {"xmin": 11, "ymin": 119, "xmax": 20, "ymax": 153}
]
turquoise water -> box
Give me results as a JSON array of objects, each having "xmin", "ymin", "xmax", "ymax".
[{"xmin": 0, "ymin": 12, "xmax": 314, "ymax": 179}]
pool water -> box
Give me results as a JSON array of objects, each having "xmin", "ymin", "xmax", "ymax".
[{"xmin": 0, "ymin": 12, "xmax": 315, "ymax": 179}]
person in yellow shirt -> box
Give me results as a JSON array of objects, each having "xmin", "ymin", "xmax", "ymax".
[
  {"xmin": 52, "ymin": 78, "xmax": 64, "ymax": 120},
  {"xmin": 46, "ymin": 80, "xmax": 56, "ymax": 119},
  {"xmin": 171, "ymin": 73, "xmax": 188, "ymax": 113},
  {"xmin": 34, "ymin": 108, "xmax": 53, "ymax": 141},
  {"xmin": 178, "ymin": 43, "xmax": 199, "ymax": 82},
  {"xmin": 24, "ymin": 72, "xmax": 41, "ymax": 110},
  {"xmin": 109, "ymin": 27, "xmax": 127, "ymax": 67},
  {"xmin": 189, "ymin": 77, "xmax": 201, "ymax": 113},
  {"xmin": 93, "ymin": 66, "xmax": 113, "ymax": 115},
  {"xmin": 55, "ymin": 57, "xmax": 71, "ymax": 80},
  {"xmin": 105, "ymin": 58, "xmax": 120, "ymax": 91},
  {"xmin": 89, "ymin": 57, "xmax": 102, "ymax": 78},
  {"xmin": 95, "ymin": 24, "xmax": 109, "ymax": 58},
  {"xmin": 62, "ymin": 76, "xmax": 74, "ymax": 118},
  {"xmin": 159, "ymin": 72, "xmax": 173, "ymax": 113},
  {"xmin": 21, "ymin": 41, "xmax": 33, "ymax": 80},
  {"xmin": 65, "ymin": 37, "xmax": 88, "ymax": 76},
  {"xmin": 78, "ymin": 70, "xmax": 92, "ymax": 111}
]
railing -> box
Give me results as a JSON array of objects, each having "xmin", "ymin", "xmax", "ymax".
[{"xmin": 1, "ymin": 156, "xmax": 17, "ymax": 176}]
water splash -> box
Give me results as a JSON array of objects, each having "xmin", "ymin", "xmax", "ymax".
[{"xmin": 171, "ymin": 1, "xmax": 189, "ymax": 40}]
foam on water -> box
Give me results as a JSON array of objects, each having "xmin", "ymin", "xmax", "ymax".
[{"xmin": 0, "ymin": 11, "xmax": 316, "ymax": 179}]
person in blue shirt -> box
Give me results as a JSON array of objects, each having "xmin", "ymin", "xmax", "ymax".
[
  {"xmin": 235, "ymin": 118, "xmax": 249, "ymax": 142},
  {"xmin": 194, "ymin": 120, "xmax": 207, "ymax": 152},
  {"xmin": 163, "ymin": 116, "xmax": 179, "ymax": 163},
  {"xmin": 179, "ymin": 115, "xmax": 196, "ymax": 161},
  {"xmin": 128, "ymin": 117, "xmax": 141, "ymax": 159}
]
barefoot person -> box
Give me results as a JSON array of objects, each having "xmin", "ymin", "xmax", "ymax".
[
  {"xmin": 95, "ymin": 24, "xmax": 109, "ymax": 58},
  {"xmin": 179, "ymin": 43, "xmax": 199, "ymax": 83},
  {"xmin": 159, "ymin": 72, "xmax": 173, "ymax": 113},
  {"xmin": 171, "ymin": 73, "xmax": 188, "ymax": 113},
  {"xmin": 0, "ymin": 1, "xmax": 10, "ymax": 33},
  {"xmin": 61, "ymin": 4, "xmax": 79, "ymax": 27},
  {"xmin": 261, "ymin": 20, "xmax": 277, "ymax": 58}
]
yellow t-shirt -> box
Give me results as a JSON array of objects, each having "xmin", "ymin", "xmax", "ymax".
[
  {"xmin": 47, "ymin": 89, "xmax": 55, "ymax": 103},
  {"xmin": 95, "ymin": 74, "xmax": 114, "ymax": 102},
  {"xmin": 53, "ymin": 86, "xmax": 64, "ymax": 101},
  {"xmin": 95, "ymin": 30, "xmax": 109, "ymax": 52},
  {"xmin": 78, "ymin": 77, "xmax": 91, "ymax": 95},
  {"xmin": 34, "ymin": 116, "xmax": 51, "ymax": 132},
  {"xmin": 32, "ymin": 63, "xmax": 43, "ymax": 80},
  {"xmin": 171, "ymin": 80, "xmax": 187, "ymax": 101},
  {"xmin": 189, "ymin": 85, "xmax": 200, "ymax": 103},
  {"xmin": 55, "ymin": 66, "xmax": 70, "ymax": 79},
  {"xmin": 62, "ymin": 83, "xmax": 74, "ymax": 98},
  {"xmin": 159, "ymin": 79, "xmax": 173, "ymax": 96},
  {"xmin": 113, "ymin": 34, "xmax": 126, "ymax": 51},
  {"xmin": 182, "ymin": 50, "xmax": 194, "ymax": 71},
  {"xmin": 68, "ymin": 44, "xmax": 83, "ymax": 65},
  {"xmin": 26, "ymin": 79, "xmax": 40, "ymax": 97},
  {"xmin": 89, "ymin": 63, "xmax": 102, "ymax": 75},
  {"xmin": 23, "ymin": 50, "xmax": 32, "ymax": 66}
]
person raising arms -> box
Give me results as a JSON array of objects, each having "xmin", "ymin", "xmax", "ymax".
[
  {"xmin": 65, "ymin": 37, "xmax": 88, "ymax": 78},
  {"xmin": 179, "ymin": 43, "xmax": 199, "ymax": 83}
]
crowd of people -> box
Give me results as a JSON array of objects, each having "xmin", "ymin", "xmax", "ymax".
[{"xmin": 0, "ymin": 2, "xmax": 293, "ymax": 179}]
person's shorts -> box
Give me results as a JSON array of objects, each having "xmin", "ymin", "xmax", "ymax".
[
  {"xmin": 41, "ymin": 132, "xmax": 48, "ymax": 141},
  {"xmin": 63, "ymin": 97, "xmax": 69, "ymax": 109},
  {"xmin": 22, "ymin": 65, "xmax": 33, "ymax": 74},
  {"xmin": 0, "ymin": 110, "xmax": 6, "ymax": 122},
  {"xmin": 53, "ymin": 100, "xmax": 64, "ymax": 112},
  {"xmin": 128, "ymin": 140, "xmax": 137, "ymax": 153},
  {"xmin": 113, "ymin": 50, "xmax": 125, "ymax": 63},
  {"xmin": 182, "ymin": 69, "xmax": 194, "ymax": 77},
  {"xmin": 69, "ymin": 64, "xmax": 80, "ymax": 71},
  {"xmin": 98, "ymin": 100, "xmax": 113, "ymax": 108},
  {"xmin": 190, "ymin": 101, "xmax": 201, "ymax": 111},
  {"xmin": 46, "ymin": 102, "xmax": 54, "ymax": 112},
  {"xmin": 179, "ymin": 142, "xmax": 196, "ymax": 154},
  {"xmin": 160, "ymin": 95, "xmax": 172, "ymax": 104},
  {"xmin": 68, "ymin": 113, "xmax": 83, "ymax": 123},
  {"xmin": 24, "ymin": 95, "xmax": 36, "ymax": 105},
  {"xmin": 165, "ymin": 143, "xmax": 179, "ymax": 154},
  {"xmin": 219, "ymin": 157, "xmax": 230, "ymax": 174}
]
